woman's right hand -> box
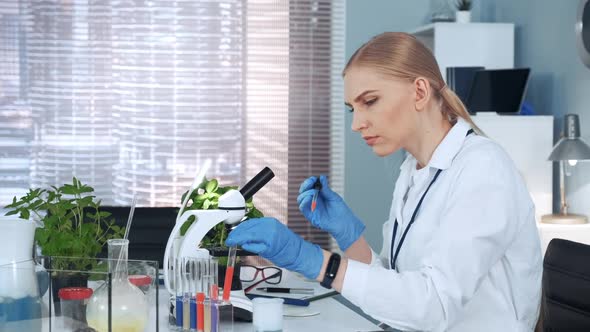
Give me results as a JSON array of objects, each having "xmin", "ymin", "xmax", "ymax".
[{"xmin": 297, "ymin": 175, "xmax": 365, "ymax": 251}]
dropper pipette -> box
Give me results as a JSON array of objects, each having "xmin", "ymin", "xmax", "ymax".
[{"xmin": 311, "ymin": 178, "xmax": 322, "ymax": 212}]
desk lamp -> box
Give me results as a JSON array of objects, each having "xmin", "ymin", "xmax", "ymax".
[{"xmin": 542, "ymin": 114, "xmax": 590, "ymax": 224}]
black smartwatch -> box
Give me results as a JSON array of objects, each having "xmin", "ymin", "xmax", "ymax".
[{"xmin": 320, "ymin": 253, "xmax": 341, "ymax": 289}]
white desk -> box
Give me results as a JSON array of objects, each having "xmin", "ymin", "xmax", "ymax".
[
  {"xmin": 158, "ymin": 271, "xmax": 382, "ymax": 332},
  {"xmin": 2, "ymin": 292, "xmax": 381, "ymax": 332},
  {"xmin": 157, "ymin": 296, "xmax": 382, "ymax": 332}
]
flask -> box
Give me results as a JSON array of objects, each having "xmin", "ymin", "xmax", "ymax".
[{"xmin": 86, "ymin": 239, "xmax": 148, "ymax": 332}]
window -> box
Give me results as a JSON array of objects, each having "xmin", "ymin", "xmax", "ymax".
[{"xmin": 0, "ymin": 0, "xmax": 344, "ymax": 249}]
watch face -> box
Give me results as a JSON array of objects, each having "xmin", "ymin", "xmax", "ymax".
[{"xmin": 577, "ymin": 0, "xmax": 590, "ymax": 68}]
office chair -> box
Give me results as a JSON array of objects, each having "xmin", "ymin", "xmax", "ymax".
[{"xmin": 541, "ymin": 238, "xmax": 590, "ymax": 331}]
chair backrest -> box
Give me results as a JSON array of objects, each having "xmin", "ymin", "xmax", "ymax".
[
  {"xmin": 97, "ymin": 206, "xmax": 177, "ymax": 269},
  {"xmin": 542, "ymin": 238, "xmax": 590, "ymax": 331}
]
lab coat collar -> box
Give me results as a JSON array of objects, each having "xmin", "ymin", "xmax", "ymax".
[
  {"xmin": 428, "ymin": 118, "xmax": 472, "ymax": 170},
  {"xmin": 399, "ymin": 118, "xmax": 472, "ymax": 171}
]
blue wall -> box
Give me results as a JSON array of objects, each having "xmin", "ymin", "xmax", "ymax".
[
  {"xmin": 344, "ymin": 0, "xmax": 590, "ymax": 249},
  {"xmin": 482, "ymin": 0, "xmax": 590, "ymax": 221},
  {"xmin": 344, "ymin": 0, "xmax": 430, "ymax": 251}
]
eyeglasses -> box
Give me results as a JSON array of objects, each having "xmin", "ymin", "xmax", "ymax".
[
  {"xmin": 240, "ymin": 265, "xmax": 282, "ymax": 293},
  {"xmin": 240, "ymin": 265, "xmax": 282, "ymax": 284}
]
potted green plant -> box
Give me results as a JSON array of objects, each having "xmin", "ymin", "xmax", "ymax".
[
  {"xmin": 4, "ymin": 177, "xmax": 124, "ymax": 313},
  {"xmin": 5, "ymin": 177, "xmax": 124, "ymax": 268},
  {"xmin": 454, "ymin": 0, "xmax": 472, "ymax": 23},
  {"xmin": 179, "ymin": 177, "xmax": 264, "ymax": 289}
]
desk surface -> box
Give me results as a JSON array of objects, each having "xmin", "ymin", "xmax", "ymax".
[
  {"xmin": 158, "ymin": 270, "xmax": 382, "ymax": 331},
  {"xmin": 2, "ymin": 270, "xmax": 380, "ymax": 332},
  {"xmin": 158, "ymin": 296, "xmax": 382, "ymax": 331}
]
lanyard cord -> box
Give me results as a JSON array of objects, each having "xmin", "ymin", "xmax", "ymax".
[
  {"xmin": 389, "ymin": 129, "xmax": 474, "ymax": 270},
  {"xmin": 390, "ymin": 169, "xmax": 442, "ymax": 270}
]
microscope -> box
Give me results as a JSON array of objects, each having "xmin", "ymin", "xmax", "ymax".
[{"xmin": 163, "ymin": 166, "xmax": 275, "ymax": 320}]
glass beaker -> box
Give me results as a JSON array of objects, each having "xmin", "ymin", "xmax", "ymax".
[
  {"xmin": 86, "ymin": 239, "xmax": 148, "ymax": 332},
  {"xmin": 252, "ymin": 297, "xmax": 283, "ymax": 332}
]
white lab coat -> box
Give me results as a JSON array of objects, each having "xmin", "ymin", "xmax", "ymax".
[{"xmin": 341, "ymin": 119, "xmax": 542, "ymax": 332}]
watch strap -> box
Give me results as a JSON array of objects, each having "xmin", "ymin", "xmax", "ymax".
[{"xmin": 320, "ymin": 253, "xmax": 341, "ymax": 289}]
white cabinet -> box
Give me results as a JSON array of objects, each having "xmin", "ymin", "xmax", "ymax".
[
  {"xmin": 411, "ymin": 23, "xmax": 515, "ymax": 82},
  {"xmin": 472, "ymin": 113, "xmax": 553, "ymax": 223}
]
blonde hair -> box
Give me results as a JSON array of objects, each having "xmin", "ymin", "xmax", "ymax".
[{"xmin": 343, "ymin": 32, "xmax": 482, "ymax": 134}]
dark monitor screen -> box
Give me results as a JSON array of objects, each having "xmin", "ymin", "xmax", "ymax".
[
  {"xmin": 466, "ymin": 68, "xmax": 530, "ymax": 113},
  {"xmin": 446, "ymin": 66, "xmax": 484, "ymax": 106}
]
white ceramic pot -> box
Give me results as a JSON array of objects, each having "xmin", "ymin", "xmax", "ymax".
[
  {"xmin": 0, "ymin": 217, "xmax": 36, "ymax": 265},
  {"xmin": 456, "ymin": 10, "xmax": 471, "ymax": 23},
  {"xmin": 0, "ymin": 217, "xmax": 38, "ymax": 298}
]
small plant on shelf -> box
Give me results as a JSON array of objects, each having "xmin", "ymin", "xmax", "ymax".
[{"xmin": 454, "ymin": 0, "xmax": 472, "ymax": 11}]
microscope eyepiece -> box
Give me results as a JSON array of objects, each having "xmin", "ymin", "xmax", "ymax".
[{"xmin": 239, "ymin": 167, "xmax": 275, "ymax": 201}]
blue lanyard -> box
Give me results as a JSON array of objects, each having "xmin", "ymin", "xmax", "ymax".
[
  {"xmin": 390, "ymin": 129, "xmax": 473, "ymax": 270},
  {"xmin": 390, "ymin": 169, "xmax": 442, "ymax": 270}
]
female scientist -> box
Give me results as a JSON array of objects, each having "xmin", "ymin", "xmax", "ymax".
[{"xmin": 226, "ymin": 32, "xmax": 542, "ymax": 331}]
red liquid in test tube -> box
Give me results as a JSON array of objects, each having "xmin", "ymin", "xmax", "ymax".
[{"xmin": 222, "ymin": 246, "xmax": 237, "ymax": 302}]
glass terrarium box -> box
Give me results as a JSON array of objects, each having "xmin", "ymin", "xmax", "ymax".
[{"xmin": 0, "ymin": 241, "xmax": 159, "ymax": 332}]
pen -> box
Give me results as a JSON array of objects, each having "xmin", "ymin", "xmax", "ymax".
[
  {"xmin": 256, "ymin": 287, "xmax": 314, "ymax": 295},
  {"xmin": 303, "ymin": 290, "xmax": 338, "ymax": 302},
  {"xmin": 311, "ymin": 178, "xmax": 322, "ymax": 212}
]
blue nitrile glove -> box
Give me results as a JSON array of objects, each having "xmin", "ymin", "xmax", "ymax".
[
  {"xmin": 225, "ymin": 217, "xmax": 324, "ymax": 280},
  {"xmin": 297, "ymin": 175, "xmax": 365, "ymax": 251}
]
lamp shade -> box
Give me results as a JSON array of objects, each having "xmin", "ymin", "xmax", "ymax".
[{"xmin": 548, "ymin": 114, "xmax": 590, "ymax": 161}]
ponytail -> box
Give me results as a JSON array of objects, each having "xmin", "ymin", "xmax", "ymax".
[{"xmin": 439, "ymin": 86, "xmax": 484, "ymax": 135}]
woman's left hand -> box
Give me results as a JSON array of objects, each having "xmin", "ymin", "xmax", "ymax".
[{"xmin": 225, "ymin": 217, "xmax": 324, "ymax": 280}]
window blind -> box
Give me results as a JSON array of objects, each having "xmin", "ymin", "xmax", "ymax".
[
  {"xmin": 244, "ymin": 0, "xmax": 345, "ymax": 249},
  {"xmin": 0, "ymin": 0, "xmax": 345, "ymax": 250},
  {"xmin": 287, "ymin": 0, "xmax": 345, "ymax": 248},
  {"xmin": 0, "ymin": 1, "xmax": 32, "ymax": 206}
]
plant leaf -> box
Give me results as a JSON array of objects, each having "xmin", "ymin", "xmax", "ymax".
[
  {"xmin": 198, "ymin": 178, "xmax": 208, "ymax": 190},
  {"xmin": 181, "ymin": 190, "xmax": 189, "ymax": 203},
  {"xmin": 180, "ymin": 215, "xmax": 196, "ymax": 236},
  {"xmin": 20, "ymin": 209, "xmax": 30, "ymax": 220},
  {"xmin": 205, "ymin": 179, "xmax": 218, "ymax": 193},
  {"xmin": 60, "ymin": 185, "xmax": 77, "ymax": 195},
  {"xmin": 99, "ymin": 211, "xmax": 111, "ymax": 218},
  {"xmin": 5, "ymin": 210, "xmax": 18, "ymax": 216},
  {"xmin": 78, "ymin": 185, "xmax": 94, "ymax": 193}
]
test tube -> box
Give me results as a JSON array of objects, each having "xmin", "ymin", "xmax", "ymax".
[
  {"xmin": 190, "ymin": 258, "xmax": 198, "ymax": 331},
  {"xmin": 210, "ymin": 284, "xmax": 219, "ymax": 332},
  {"xmin": 183, "ymin": 259, "xmax": 191, "ymax": 331},
  {"xmin": 197, "ymin": 292, "xmax": 205, "ymax": 332},
  {"xmin": 220, "ymin": 248, "xmax": 236, "ymax": 332},
  {"xmin": 191, "ymin": 295, "xmax": 197, "ymax": 331},
  {"xmin": 210, "ymin": 257, "xmax": 219, "ymax": 287},
  {"xmin": 311, "ymin": 178, "xmax": 322, "ymax": 212},
  {"xmin": 217, "ymin": 301, "xmax": 234, "ymax": 332},
  {"xmin": 209, "ymin": 258, "xmax": 219, "ymax": 332},
  {"xmin": 222, "ymin": 246, "xmax": 237, "ymax": 303},
  {"xmin": 175, "ymin": 258, "xmax": 184, "ymax": 329},
  {"xmin": 203, "ymin": 275, "xmax": 214, "ymax": 332}
]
